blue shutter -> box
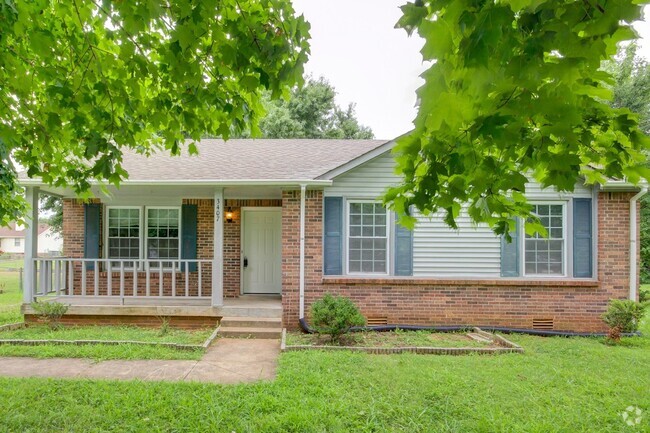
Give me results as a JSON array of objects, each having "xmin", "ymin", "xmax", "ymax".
[
  {"xmin": 84, "ymin": 204, "xmax": 101, "ymax": 270},
  {"xmin": 500, "ymin": 219, "xmax": 520, "ymax": 277},
  {"xmin": 323, "ymin": 197, "xmax": 343, "ymax": 275},
  {"xmin": 394, "ymin": 215, "xmax": 413, "ymax": 276},
  {"xmin": 573, "ymin": 198, "xmax": 593, "ymax": 278},
  {"xmin": 181, "ymin": 204, "xmax": 198, "ymax": 272}
]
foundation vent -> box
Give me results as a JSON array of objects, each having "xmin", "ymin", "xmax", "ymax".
[
  {"xmin": 532, "ymin": 318, "xmax": 554, "ymax": 330},
  {"xmin": 366, "ymin": 316, "xmax": 388, "ymax": 326}
]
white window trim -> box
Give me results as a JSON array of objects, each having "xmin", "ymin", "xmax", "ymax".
[
  {"xmin": 104, "ymin": 206, "xmax": 144, "ymax": 266},
  {"xmin": 345, "ymin": 199, "xmax": 390, "ymax": 276},
  {"xmin": 104, "ymin": 205, "xmax": 182, "ymax": 271},
  {"xmin": 144, "ymin": 206, "xmax": 182, "ymax": 265},
  {"xmin": 522, "ymin": 201, "xmax": 568, "ymax": 278}
]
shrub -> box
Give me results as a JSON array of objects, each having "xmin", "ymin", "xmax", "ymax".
[
  {"xmin": 31, "ymin": 301, "xmax": 69, "ymax": 330},
  {"xmin": 640, "ymin": 288, "xmax": 649, "ymax": 303},
  {"xmin": 311, "ymin": 294, "xmax": 365, "ymax": 343},
  {"xmin": 601, "ymin": 299, "xmax": 647, "ymax": 342}
]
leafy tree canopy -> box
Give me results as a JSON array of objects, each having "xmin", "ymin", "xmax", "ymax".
[
  {"xmin": 257, "ymin": 76, "xmax": 374, "ymax": 139},
  {"xmin": 0, "ymin": 0, "xmax": 310, "ymax": 225},
  {"xmin": 604, "ymin": 43, "xmax": 650, "ymax": 134},
  {"xmin": 387, "ymin": 0, "xmax": 650, "ymax": 236}
]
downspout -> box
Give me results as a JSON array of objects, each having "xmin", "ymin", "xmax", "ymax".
[
  {"xmin": 299, "ymin": 184, "xmax": 307, "ymax": 319},
  {"xmin": 629, "ymin": 187, "xmax": 647, "ymax": 301}
]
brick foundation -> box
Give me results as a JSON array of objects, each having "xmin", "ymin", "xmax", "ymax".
[
  {"xmin": 25, "ymin": 314, "xmax": 218, "ymax": 330},
  {"xmin": 281, "ymin": 190, "xmax": 639, "ymax": 333}
]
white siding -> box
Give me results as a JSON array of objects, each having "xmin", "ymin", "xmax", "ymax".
[
  {"xmin": 413, "ymin": 212, "xmax": 501, "ymax": 277},
  {"xmin": 325, "ymin": 150, "xmax": 595, "ymax": 277},
  {"xmin": 325, "ymin": 152, "xmax": 400, "ymax": 199}
]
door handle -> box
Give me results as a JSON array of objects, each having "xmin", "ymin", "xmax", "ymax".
[{"xmin": 243, "ymin": 257, "xmax": 248, "ymax": 268}]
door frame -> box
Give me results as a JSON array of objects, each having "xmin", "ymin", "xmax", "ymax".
[{"xmin": 240, "ymin": 207, "xmax": 283, "ymax": 295}]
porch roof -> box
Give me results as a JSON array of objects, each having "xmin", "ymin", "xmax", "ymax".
[{"xmin": 19, "ymin": 139, "xmax": 391, "ymax": 186}]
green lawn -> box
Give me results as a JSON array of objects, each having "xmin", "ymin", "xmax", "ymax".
[
  {"xmin": 0, "ymin": 258, "xmax": 24, "ymax": 270},
  {"xmin": 0, "ymin": 321, "xmax": 647, "ymax": 432},
  {"xmin": 0, "ymin": 324, "xmax": 214, "ymax": 345},
  {"xmin": 0, "ymin": 271, "xmax": 22, "ymax": 325},
  {"xmin": 0, "ymin": 323, "xmax": 213, "ymax": 361},
  {"xmin": 0, "ymin": 343, "xmax": 204, "ymax": 361}
]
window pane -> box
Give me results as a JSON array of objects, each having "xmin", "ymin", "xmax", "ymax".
[
  {"xmin": 146, "ymin": 208, "xmax": 180, "ymax": 263},
  {"xmin": 347, "ymin": 202, "xmax": 387, "ymax": 274},
  {"xmin": 525, "ymin": 204, "xmax": 565, "ymax": 275}
]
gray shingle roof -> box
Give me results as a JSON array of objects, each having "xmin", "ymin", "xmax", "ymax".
[{"xmin": 114, "ymin": 139, "xmax": 390, "ymax": 181}]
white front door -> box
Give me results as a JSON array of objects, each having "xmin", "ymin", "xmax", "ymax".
[{"xmin": 242, "ymin": 209, "xmax": 282, "ymax": 294}]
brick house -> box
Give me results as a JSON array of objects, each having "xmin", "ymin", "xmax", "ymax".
[{"xmin": 18, "ymin": 139, "xmax": 645, "ymax": 332}]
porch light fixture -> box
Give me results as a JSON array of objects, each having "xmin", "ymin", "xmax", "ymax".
[{"xmin": 225, "ymin": 207, "xmax": 233, "ymax": 223}]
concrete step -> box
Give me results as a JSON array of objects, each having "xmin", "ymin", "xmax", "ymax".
[
  {"xmin": 220, "ymin": 317, "xmax": 281, "ymax": 329},
  {"xmin": 215, "ymin": 306, "xmax": 282, "ymax": 319},
  {"xmin": 219, "ymin": 326, "xmax": 282, "ymax": 339}
]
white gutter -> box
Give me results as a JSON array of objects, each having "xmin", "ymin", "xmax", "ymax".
[
  {"xmin": 18, "ymin": 178, "xmax": 332, "ymax": 187},
  {"xmin": 630, "ymin": 187, "xmax": 648, "ymax": 301},
  {"xmin": 299, "ymin": 184, "xmax": 307, "ymax": 319}
]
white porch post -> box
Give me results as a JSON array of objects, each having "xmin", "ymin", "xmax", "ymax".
[
  {"xmin": 23, "ymin": 186, "xmax": 39, "ymax": 303},
  {"xmin": 212, "ymin": 188, "xmax": 224, "ymax": 306}
]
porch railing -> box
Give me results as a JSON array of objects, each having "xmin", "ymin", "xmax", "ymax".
[{"xmin": 30, "ymin": 258, "xmax": 214, "ymax": 303}]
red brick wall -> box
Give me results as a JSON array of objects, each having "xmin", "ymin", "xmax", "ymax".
[
  {"xmin": 63, "ymin": 198, "xmax": 100, "ymax": 259},
  {"xmin": 25, "ymin": 314, "xmax": 218, "ymax": 330},
  {"xmin": 281, "ymin": 189, "xmax": 638, "ymax": 333}
]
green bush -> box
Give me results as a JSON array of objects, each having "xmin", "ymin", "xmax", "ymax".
[
  {"xmin": 32, "ymin": 301, "xmax": 69, "ymax": 330},
  {"xmin": 601, "ymin": 299, "xmax": 647, "ymax": 342},
  {"xmin": 311, "ymin": 294, "xmax": 366, "ymax": 343},
  {"xmin": 640, "ymin": 288, "xmax": 649, "ymax": 303}
]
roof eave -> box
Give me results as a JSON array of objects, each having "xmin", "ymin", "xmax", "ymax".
[
  {"xmin": 599, "ymin": 181, "xmax": 647, "ymax": 192},
  {"xmin": 18, "ymin": 179, "xmax": 333, "ymax": 187}
]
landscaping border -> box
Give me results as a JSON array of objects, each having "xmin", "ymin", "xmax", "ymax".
[
  {"xmin": 280, "ymin": 327, "xmax": 524, "ymax": 355},
  {"xmin": 0, "ymin": 323, "xmax": 221, "ymax": 351}
]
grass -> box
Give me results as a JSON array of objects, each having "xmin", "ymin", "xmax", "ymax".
[
  {"xmin": 0, "ymin": 343, "xmax": 204, "ymax": 361},
  {"xmin": 0, "ymin": 324, "xmax": 214, "ymax": 345},
  {"xmin": 0, "ymin": 271, "xmax": 22, "ymax": 325},
  {"xmin": 0, "ymin": 325, "xmax": 213, "ymax": 361},
  {"xmin": 0, "ymin": 258, "xmax": 24, "ymax": 270},
  {"xmin": 286, "ymin": 329, "xmax": 494, "ymax": 348},
  {"xmin": 0, "ymin": 321, "xmax": 647, "ymax": 432}
]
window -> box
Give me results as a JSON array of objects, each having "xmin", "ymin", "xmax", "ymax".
[
  {"xmin": 146, "ymin": 208, "xmax": 180, "ymax": 267},
  {"xmin": 107, "ymin": 207, "xmax": 141, "ymax": 265},
  {"xmin": 14, "ymin": 238, "xmax": 20, "ymax": 247},
  {"xmin": 105, "ymin": 206, "xmax": 181, "ymax": 269},
  {"xmin": 525, "ymin": 204, "xmax": 565, "ymax": 276},
  {"xmin": 348, "ymin": 202, "xmax": 388, "ymax": 274}
]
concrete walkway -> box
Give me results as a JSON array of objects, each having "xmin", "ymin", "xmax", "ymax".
[{"xmin": 0, "ymin": 338, "xmax": 280, "ymax": 384}]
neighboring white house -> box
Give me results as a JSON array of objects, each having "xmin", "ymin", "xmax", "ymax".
[{"xmin": 0, "ymin": 222, "xmax": 62, "ymax": 255}]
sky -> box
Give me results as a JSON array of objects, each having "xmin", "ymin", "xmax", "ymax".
[{"xmin": 292, "ymin": 1, "xmax": 650, "ymax": 140}]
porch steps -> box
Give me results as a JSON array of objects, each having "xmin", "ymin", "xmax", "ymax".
[{"xmin": 218, "ymin": 317, "xmax": 282, "ymax": 339}]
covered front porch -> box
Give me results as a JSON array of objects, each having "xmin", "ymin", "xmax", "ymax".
[{"xmin": 20, "ymin": 180, "xmax": 318, "ymax": 325}]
